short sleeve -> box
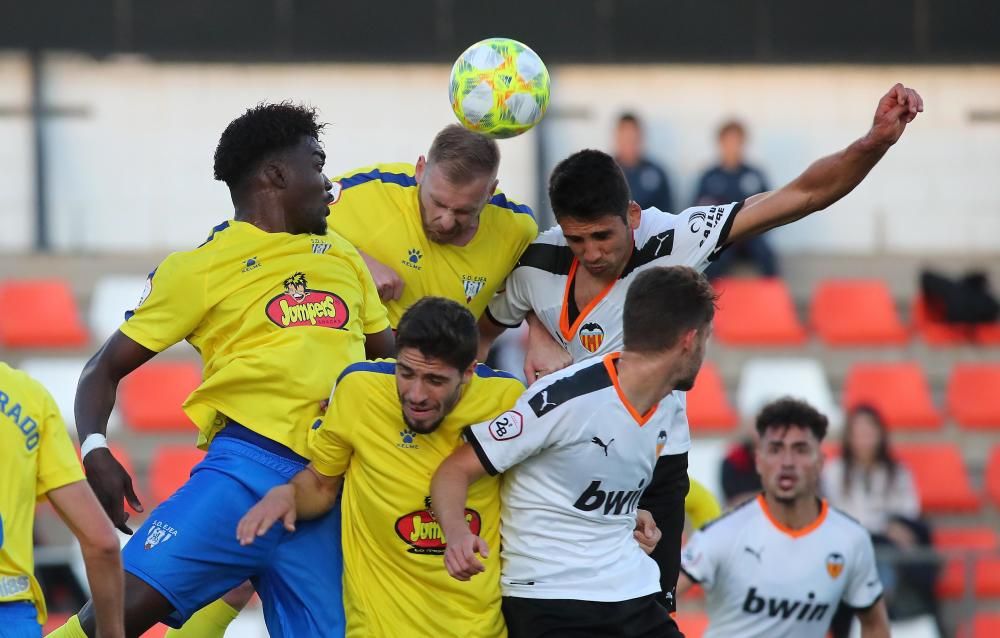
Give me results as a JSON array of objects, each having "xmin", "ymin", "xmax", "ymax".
[
  {"xmin": 464, "ymin": 390, "xmax": 560, "ymax": 475},
  {"xmin": 118, "ymin": 255, "xmax": 206, "ymax": 352},
  {"xmin": 308, "ymin": 378, "xmax": 356, "ymax": 478},
  {"xmin": 486, "ymin": 268, "xmax": 533, "ymax": 328},
  {"xmin": 35, "ymin": 385, "xmax": 85, "ymax": 497},
  {"xmin": 680, "ymin": 528, "xmax": 722, "ymax": 590},
  {"xmin": 670, "ymin": 202, "xmax": 743, "ymax": 271},
  {"xmin": 658, "ymin": 393, "xmax": 692, "ymax": 457},
  {"xmin": 842, "ymin": 531, "xmax": 884, "ymax": 609}
]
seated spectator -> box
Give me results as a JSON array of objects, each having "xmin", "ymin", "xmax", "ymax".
[
  {"xmin": 821, "ymin": 405, "xmax": 920, "ymax": 534},
  {"xmin": 694, "ymin": 120, "xmax": 779, "ymax": 278},
  {"xmin": 613, "ymin": 113, "xmax": 674, "ymax": 212},
  {"xmin": 720, "ymin": 436, "xmax": 761, "ymax": 509}
]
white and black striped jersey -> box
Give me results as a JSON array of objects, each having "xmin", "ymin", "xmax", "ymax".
[
  {"xmin": 681, "ymin": 495, "xmax": 883, "ymax": 638},
  {"xmin": 465, "ymin": 353, "xmax": 691, "ymax": 602},
  {"xmin": 486, "ymin": 203, "xmax": 742, "ymax": 361}
]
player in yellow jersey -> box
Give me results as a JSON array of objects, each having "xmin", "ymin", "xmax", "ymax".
[
  {"xmin": 685, "ymin": 478, "xmax": 721, "ymax": 531},
  {"xmin": 328, "ymin": 124, "xmax": 538, "ymax": 325},
  {"xmin": 235, "ymin": 297, "xmax": 520, "ymax": 636},
  {"xmin": 48, "ymin": 103, "xmax": 392, "ymax": 638},
  {"xmin": 0, "ymin": 362, "xmax": 123, "ymax": 638}
]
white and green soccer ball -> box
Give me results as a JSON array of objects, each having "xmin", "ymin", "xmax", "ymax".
[{"xmin": 449, "ymin": 37, "xmax": 550, "ymax": 139}]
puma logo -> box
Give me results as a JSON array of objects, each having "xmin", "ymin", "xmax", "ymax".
[
  {"xmin": 591, "ymin": 436, "xmax": 615, "ymax": 456},
  {"xmin": 539, "ymin": 391, "xmax": 557, "ymax": 411},
  {"xmin": 744, "ymin": 546, "xmax": 764, "ymax": 562},
  {"xmin": 652, "ymin": 230, "xmax": 673, "ymax": 256}
]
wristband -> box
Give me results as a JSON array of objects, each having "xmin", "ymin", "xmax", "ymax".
[{"xmin": 81, "ymin": 433, "xmax": 109, "ymax": 459}]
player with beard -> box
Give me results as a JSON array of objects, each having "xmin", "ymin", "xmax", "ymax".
[
  {"xmin": 677, "ymin": 399, "xmax": 889, "ymax": 638},
  {"xmin": 432, "ymin": 266, "xmax": 714, "ymax": 637},
  {"xmin": 236, "ymin": 298, "xmax": 525, "ymax": 636}
]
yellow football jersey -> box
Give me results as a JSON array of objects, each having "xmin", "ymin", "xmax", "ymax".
[
  {"xmin": 119, "ymin": 220, "xmax": 389, "ymax": 459},
  {"xmin": 310, "ymin": 360, "xmax": 524, "ymax": 638},
  {"xmin": 686, "ymin": 477, "xmax": 722, "ymax": 530},
  {"xmin": 0, "ymin": 362, "xmax": 85, "ymax": 623},
  {"xmin": 328, "ymin": 163, "xmax": 538, "ymax": 326}
]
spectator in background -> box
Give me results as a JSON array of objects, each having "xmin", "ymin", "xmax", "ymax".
[
  {"xmin": 821, "ymin": 405, "xmax": 920, "ymax": 533},
  {"xmin": 613, "ymin": 113, "xmax": 674, "ymax": 211},
  {"xmin": 694, "ymin": 120, "xmax": 778, "ymax": 278},
  {"xmin": 720, "ymin": 435, "xmax": 762, "ymax": 509}
]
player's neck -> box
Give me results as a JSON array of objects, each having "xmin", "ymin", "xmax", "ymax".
[
  {"xmin": 234, "ymin": 206, "xmax": 290, "ymax": 234},
  {"xmin": 762, "ymin": 492, "xmax": 822, "ymax": 532},
  {"xmin": 614, "ymin": 351, "xmax": 678, "ymax": 415}
]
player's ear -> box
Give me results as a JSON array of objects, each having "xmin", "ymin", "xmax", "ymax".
[
  {"xmin": 263, "ymin": 160, "xmax": 287, "ymax": 189},
  {"xmin": 627, "ymin": 201, "xmax": 642, "ymax": 229},
  {"xmin": 415, "ymin": 156, "xmax": 427, "ymax": 181},
  {"xmin": 462, "ymin": 361, "xmax": 477, "ymax": 385},
  {"xmin": 490, "ymin": 178, "xmax": 499, "ymax": 195}
]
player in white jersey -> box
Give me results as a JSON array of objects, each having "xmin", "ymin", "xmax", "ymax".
[
  {"xmin": 678, "ymin": 398, "xmax": 889, "ymax": 638},
  {"xmin": 477, "ymin": 82, "xmax": 923, "ymax": 609},
  {"xmin": 432, "ymin": 266, "xmax": 716, "ymax": 637}
]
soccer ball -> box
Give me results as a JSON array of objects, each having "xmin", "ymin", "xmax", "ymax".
[{"xmin": 449, "ymin": 38, "xmax": 550, "ymax": 139}]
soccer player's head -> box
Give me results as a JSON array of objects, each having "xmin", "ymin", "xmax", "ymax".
[
  {"xmin": 394, "ymin": 297, "xmax": 479, "ymax": 433},
  {"xmin": 415, "ymin": 124, "xmax": 500, "ymax": 245},
  {"xmin": 754, "ymin": 398, "xmax": 829, "ymax": 505},
  {"xmin": 214, "ymin": 102, "xmax": 332, "ymax": 235},
  {"xmin": 622, "ymin": 266, "xmax": 716, "ymax": 391},
  {"xmin": 549, "ymin": 149, "xmax": 641, "ymax": 280}
]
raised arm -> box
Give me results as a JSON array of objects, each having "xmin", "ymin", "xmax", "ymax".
[
  {"xmin": 727, "ymin": 83, "xmax": 923, "ymax": 244},
  {"xmin": 364, "ymin": 326, "xmax": 396, "ymax": 359},
  {"xmin": 77, "ymin": 331, "xmax": 157, "ymax": 533},
  {"xmin": 358, "ymin": 248, "xmax": 405, "ymax": 301},
  {"xmin": 431, "ymin": 443, "xmax": 491, "ymax": 581}
]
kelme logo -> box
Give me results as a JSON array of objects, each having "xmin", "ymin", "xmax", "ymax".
[{"xmin": 265, "ymin": 272, "xmax": 349, "ymax": 329}]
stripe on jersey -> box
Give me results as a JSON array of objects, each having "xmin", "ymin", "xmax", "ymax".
[
  {"xmin": 198, "ymin": 220, "xmax": 231, "ymax": 247},
  {"xmin": 339, "ymin": 169, "xmax": 416, "ymax": 190},
  {"xmin": 620, "ymin": 229, "xmax": 675, "ymax": 278},
  {"xmin": 488, "ymin": 192, "xmax": 534, "ymax": 217},
  {"xmin": 337, "ymin": 360, "xmax": 396, "ymax": 383},
  {"xmin": 526, "ymin": 360, "xmax": 613, "ymax": 418},
  {"xmin": 706, "ymin": 200, "xmax": 744, "ymax": 262},
  {"xmin": 515, "ymin": 243, "xmax": 575, "ymax": 275}
]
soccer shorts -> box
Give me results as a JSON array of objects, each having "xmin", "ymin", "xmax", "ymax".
[
  {"xmin": 121, "ymin": 423, "xmax": 345, "ymax": 637},
  {"xmin": 501, "ymin": 594, "xmax": 683, "ymax": 638},
  {"xmin": 0, "ymin": 601, "xmax": 42, "ymax": 638}
]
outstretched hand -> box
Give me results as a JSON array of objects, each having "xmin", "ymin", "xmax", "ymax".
[{"xmin": 869, "ymin": 83, "xmax": 923, "ymax": 147}]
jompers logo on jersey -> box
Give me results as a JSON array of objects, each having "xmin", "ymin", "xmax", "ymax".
[
  {"xmin": 579, "ymin": 322, "xmax": 605, "ymax": 353},
  {"xmin": 265, "ymin": 272, "xmax": 350, "ymax": 329},
  {"xmin": 394, "ymin": 505, "xmax": 483, "ymax": 555},
  {"xmin": 742, "ymin": 587, "xmax": 830, "ymax": 623},
  {"xmin": 573, "ymin": 479, "xmax": 646, "ymax": 515}
]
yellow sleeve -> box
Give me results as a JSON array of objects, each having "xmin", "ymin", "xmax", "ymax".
[
  {"xmin": 34, "ymin": 383, "xmax": 85, "ymax": 497},
  {"xmin": 309, "ymin": 375, "xmax": 358, "ymax": 478},
  {"xmin": 118, "ymin": 253, "xmax": 206, "ymax": 352},
  {"xmin": 685, "ymin": 477, "xmax": 722, "ymax": 530},
  {"xmin": 330, "ymin": 234, "xmax": 390, "ymax": 335}
]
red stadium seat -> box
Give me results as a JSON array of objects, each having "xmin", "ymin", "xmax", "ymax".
[
  {"xmin": 119, "ymin": 362, "xmax": 200, "ymax": 432},
  {"xmin": 895, "ymin": 444, "xmax": 979, "ymax": 513},
  {"xmin": 842, "ymin": 362, "xmax": 942, "ymax": 430},
  {"xmin": 43, "ymin": 613, "xmax": 73, "ymax": 634},
  {"xmin": 964, "ymin": 614, "xmax": 1000, "ymax": 638},
  {"xmin": 936, "ymin": 558, "xmax": 965, "ymax": 599},
  {"xmin": 141, "ymin": 625, "xmax": 169, "ymax": 638},
  {"xmin": 0, "ymin": 279, "xmax": 88, "ymax": 348},
  {"xmin": 911, "ymin": 296, "xmax": 969, "ymax": 345},
  {"xmin": 948, "ymin": 364, "xmax": 1000, "ymax": 429},
  {"xmin": 987, "ymin": 446, "xmax": 1000, "ymax": 509},
  {"xmin": 811, "ymin": 280, "xmax": 907, "ymax": 346},
  {"xmin": 934, "ymin": 527, "xmax": 998, "ymax": 600},
  {"xmin": 686, "ymin": 362, "xmax": 738, "ymax": 433},
  {"xmin": 975, "ymin": 322, "xmax": 1000, "ymax": 345},
  {"xmin": 975, "ymin": 556, "xmax": 1000, "ymax": 597},
  {"xmin": 712, "ymin": 278, "xmax": 806, "ymax": 346},
  {"xmin": 149, "ymin": 446, "xmax": 205, "ymax": 505},
  {"xmin": 675, "ymin": 612, "xmax": 709, "ymax": 638}
]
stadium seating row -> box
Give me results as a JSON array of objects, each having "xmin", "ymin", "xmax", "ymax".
[{"xmin": 4, "ymin": 277, "xmax": 1000, "ymax": 348}]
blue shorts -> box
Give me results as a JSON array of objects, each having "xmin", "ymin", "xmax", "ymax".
[
  {"xmin": 122, "ymin": 425, "xmax": 345, "ymax": 637},
  {"xmin": 0, "ymin": 601, "xmax": 41, "ymax": 638}
]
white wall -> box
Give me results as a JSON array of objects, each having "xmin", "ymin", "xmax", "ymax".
[
  {"xmin": 3, "ymin": 55, "xmax": 998, "ymax": 254},
  {"xmin": 0, "ymin": 53, "xmax": 34, "ymax": 251}
]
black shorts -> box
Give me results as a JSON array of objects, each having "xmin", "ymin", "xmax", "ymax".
[{"xmin": 502, "ymin": 594, "xmax": 684, "ymax": 638}]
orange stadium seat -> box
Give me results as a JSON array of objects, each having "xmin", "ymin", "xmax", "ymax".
[
  {"xmin": 711, "ymin": 278, "xmax": 806, "ymax": 346},
  {"xmin": 810, "ymin": 280, "xmax": 907, "ymax": 346},
  {"xmin": 948, "ymin": 364, "xmax": 1000, "ymax": 429},
  {"xmin": 975, "ymin": 556, "xmax": 1000, "ymax": 597},
  {"xmin": 963, "ymin": 614, "xmax": 1000, "ymax": 638},
  {"xmin": 0, "ymin": 279, "xmax": 88, "ymax": 348},
  {"xmin": 894, "ymin": 444, "xmax": 979, "ymax": 513},
  {"xmin": 987, "ymin": 446, "xmax": 1000, "ymax": 509},
  {"xmin": 148, "ymin": 446, "xmax": 205, "ymax": 505},
  {"xmin": 686, "ymin": 362, "xmax": 738, "ymax": 433},
  {"xmin": 842, "ymin": 362, "xmax": 942, "ymax": 430},
  {"xmin": 119, "ymin": 362, "xmax": 200, "ymax": 432},
  {"xmin": 933, "ymin": 527, "xmax": 999, "ymax": 600},
  {"xmin": 675, "ymin": 612, "xmax": 709, "ymax": 638}
]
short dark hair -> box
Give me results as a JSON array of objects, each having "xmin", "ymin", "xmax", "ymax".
[
  {"xmin": 617, "ymin": 112, "xmax": 641, "ymax": 128},
  {"xmin": 548, "ymin": 149, "xmax": 631, "ymax": 222},
  {"xmin": 755, "ymin": 398, "xmax": 829, "ymax": 442},
  {"xmin": 213, "ymin": 102, "xmax": 324, "ymax": 189},
  {"xmin": 623, "ymin": 266, "xmax": 717, "ymax": 352},
  {"xmin": 427, "ymin": 124, "xmax": 500, "ymax": 183},
  {"xmin": 395, "ymin": 297, "xmax": 478, "ymax": 372},
  {"xmin": 717, "ymin": 119, "xmax": 746, "ymax": 140}
]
